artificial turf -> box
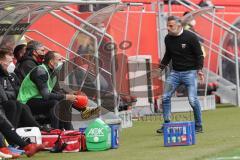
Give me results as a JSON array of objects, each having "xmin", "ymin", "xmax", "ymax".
[
  {"xmin": 202, "ymin": 147, "xmax": 240, "ymax": 160},
  {"xmin": 19, "ymin": 107, "xmax": 240, "ymax": 160}
]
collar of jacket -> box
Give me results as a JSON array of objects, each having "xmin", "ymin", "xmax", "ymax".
[{"xmin": 0, "ymin": 64, "xmax": 9, "ymax": 77}]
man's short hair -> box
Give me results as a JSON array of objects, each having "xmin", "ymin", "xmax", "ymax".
[
  {"xmin": 44, "ymin": 51, "xmax": 57, "ymax": 64},
  {"xmin": 183, "ymin": 11, "xmax": 189, "ymax": 16},
  {"xmin": 167, "ymin": 15, "xmax": 182, "ymax": 24},
  {"xmin": 13, "ymin": 44, "xmax": 26, "ymax": 59},
  {"xmin": 26, "ymin": 40, "xmax": 43, "ymax": 50},
  {"xmin": 0, "ymin": 48, "xmax": 11, "ymax": 60}
]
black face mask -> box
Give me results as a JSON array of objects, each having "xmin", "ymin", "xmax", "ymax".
[
  {"xmin": 38, "ymin": 54, "xmax": 45, "ymax": 59},
  {"xmin": 35, "ymin": 54, "xmax": 45, "ymax": 63},
  {"xmin": 33, "ymin": 49, "xmax": 45, "ymax": 63}
]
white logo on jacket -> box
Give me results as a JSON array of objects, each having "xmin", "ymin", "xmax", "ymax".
[{"xmin": 181, "ymin": 44, "xmax": 186, "ymax": 49}]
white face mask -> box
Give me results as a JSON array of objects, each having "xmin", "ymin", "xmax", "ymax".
[
  {"xmin": 55, "ymin": 61, "xmax": 63, "ymax": 71},
  {"xmin": 7, "ymin": 62, "xmax": 15, "ymax": 73},
  {"xmin": 189, "ymin": 19, "xmax": 196, "ymax": 27}
]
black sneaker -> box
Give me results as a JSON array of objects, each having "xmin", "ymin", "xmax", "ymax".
[
  {"xmin": 195, "ymin": 125, "xmax": 203, "ymax": 133},
  {"xmin": 156, "ymin": 126, "xmax": 164, "ymax": 134},
  {"xmin": 39, "ymin": 126, "xmax": 52, "ymax": 133}
]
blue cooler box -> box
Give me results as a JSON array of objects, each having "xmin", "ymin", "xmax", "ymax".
[
  {"xmin": 163, "ymin": 121, "xmax": 195, "ymax": 147},
  {"xmin": 108, "ymin": 124, "xmax": 120, "ymax": 149},
  {"xmin": 79, "ymin": 127, "xmax": 86, "ymax": 134}
]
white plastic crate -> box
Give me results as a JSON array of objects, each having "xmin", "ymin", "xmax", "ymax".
[
  {"xmin": 118, "ymin": 110, "xmax": 133, "ymax": 128},
  {"xmin": 16, "ymin": 127, "xmax": 42, "ymax": 144}
]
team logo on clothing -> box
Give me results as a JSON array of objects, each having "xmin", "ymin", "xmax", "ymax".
[{"xmin": 181, "ymin": 44, "xmax": 186, "ymax": 49}]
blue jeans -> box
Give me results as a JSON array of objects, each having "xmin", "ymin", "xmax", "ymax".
[{"xmin": 162, "ymin": 70, "xmax": 202, "ymax": 127}]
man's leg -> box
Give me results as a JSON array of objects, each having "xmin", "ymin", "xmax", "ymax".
[
  {"xmin": 27, "ymin": 99, "xmax": 60, "ymax": 129},
  {"xmin": 162, "ymin": 71, "xmax": 181, "ymax": 123},
  {"xmin": 53, "ymin": 100, "xmax": 73, "ymax": 130},
  {"xmin": 2, "ymin": 100, "xmax": 22, "ymax": 128},
  {"xmin": 182, "ymin": 70, "xmax": 203, "ymax": 132},
  {"xmin": 157, "ymin": 71, "xmax": 180, "ymax": 133},
  {"xmin": 0, "ymin": 116, "xmax": 45, "ymax": 157},
  {"xmin": 17, "ymin": 102, "xmax": 41, "ymax": 128},
  {"xmin": 0, "ymin": 117, "xmax": 28, "ymax": 148}
]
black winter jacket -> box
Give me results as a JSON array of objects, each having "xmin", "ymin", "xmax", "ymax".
[
  {"xmin": 0, "ymin": 65, "xmax": 20, "ymax": 104},
  {"xmin": 14, "ymin": 54, "xmax": 40, "ymax": 83}
]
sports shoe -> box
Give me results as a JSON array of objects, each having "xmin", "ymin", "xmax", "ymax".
[
  {"xmin": 0, "ymin": 150, "xmax": 12, "ymax": 159},
  {"xmin": 23, "ymin": 143, "xmax": 47, "ymax": 157},
  {"xmin": 81, "ymin": 107, "xmax": 100, "ymax": 119},
  {"xmin": 0, "ymin": 147, "xmax": 20, "ymax": 159},
  {"xmin": 40, "ymin": 126, "xmax": 52, "ymax": 133},
  {"xmin": 8, "ymin": 146, "xmax": 25, "ymax": 155},
  {"xmin": 195, "ymin": 125, "xmax": 203, "ymax": 133},
  {"xmin": 156, "ymin": 126, "xmax": 164, "ymax": 134}
]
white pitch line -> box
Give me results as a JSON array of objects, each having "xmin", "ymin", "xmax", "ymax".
[{"xmin": 208, "ymin": 156, "xmax": 240, "ymax": 160}]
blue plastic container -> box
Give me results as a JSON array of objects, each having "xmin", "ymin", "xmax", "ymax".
[
  {"xmin": 163, "ymin": 121, "xmax": 195, "ymax": 147},
  {"xmin": 79, "ymin": 127, "xmax": 86, "ymax": 134},
  {"xmin": 109, "ymin": 124, "xmax": 120, "ymax": 149}
]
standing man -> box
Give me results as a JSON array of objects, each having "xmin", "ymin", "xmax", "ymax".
[{"xmin": 156, "ymin": 16, "xmax": 204, "ymax": 133}]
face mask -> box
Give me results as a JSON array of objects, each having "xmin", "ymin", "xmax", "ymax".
[
  {"xmin": 55, "ymin": 61, "xmax": 63, "ymax": 71},
  {"xmin": 7, "ymin": 62, "xmax": 15, "ymax": 73},
  {"xmin": 36, "ymin": 54, "xmax": 45, "ymax": 63},
  {"xmin": 189, "ymin": 20, "xmax": 196, "ymax": 27}
]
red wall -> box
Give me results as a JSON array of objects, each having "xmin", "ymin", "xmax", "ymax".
[{"xmin": 27, "ymin": 12, "xmax": 90, "ymax": 57}]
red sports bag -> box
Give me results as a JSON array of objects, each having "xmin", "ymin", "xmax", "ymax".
[{"xmin": 41, "ymin": 129, "xmax": 86, "ymax": 152}]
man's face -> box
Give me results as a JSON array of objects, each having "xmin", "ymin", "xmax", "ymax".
[
  {"xmin": 34, "ymin": 46, "xmax": 45, "ymax": 57},
  {"xmin": 50, "ymin": 53, "xmax": 62, "ymax": 70},
  {"xmin": 0, "ymin": 54, "xmax": 13, "ymax": 71},
  {"xmin": 16, "ymin": 46, "xmax": 26, "ymax": 61},
  {"xmin": 167, "ymin": 20, "xmax": 182, "ymax": 36}
]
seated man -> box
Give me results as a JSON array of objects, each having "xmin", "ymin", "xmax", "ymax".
[
  {"xmin": 17, "ymin": 51, "xmax": 99, "ymax": 129},
  {"xmin": 14, "ymin": 40, "xmax": 45, "ymax": 83},
  {"xmin": 13, "ymin": 44, "xmax": 27, "ymax": 63},
  {"xmin": 0, "ymin": 48, "xmax": 41, "ymax": 129}
]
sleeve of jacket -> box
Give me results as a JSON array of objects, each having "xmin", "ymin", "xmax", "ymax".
[
  {"xmin": 16, "ymin": 60, "xmax": 37, "ymax": 82},
  {"xmin": 159, "ymin": 37, "xmax": 172, "ymax": 69},
  {"xmin": 51, "ymin": 72, "xmax": 68, "ymax": 94},
  {"xmin": 191, "ymin": 33, "xmax": 204, "ymax": 70},
  {"xmin": 0, "ymin": 84, "xmax": 8, "ymax": 104},
  {"xmin": 30, "ymin": 67, "xmax": 65, "ymax": 101},
  {"xmin": 21, "ymin": 60, "xmax": 36, "ymax": 77}
]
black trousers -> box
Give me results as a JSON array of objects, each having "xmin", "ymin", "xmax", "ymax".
[
  {"xmin": 2, "ymin": 100, "xmax": 40, "ymax": 128},
  {"xmin": 0, "ymin": 133, "xmax": 4, "ymax": 148},
  {"xmin": 0, "ymin": 114, "xmax": 28, "ymax": 148},
  {"xmin": 27, "ymin": 98, "xmax": 73, "ymax": 130}
]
